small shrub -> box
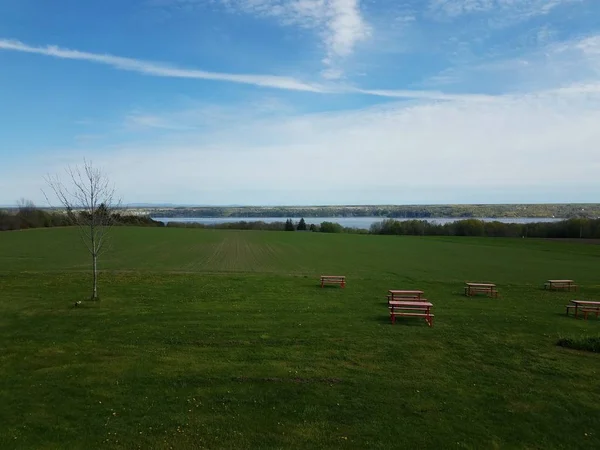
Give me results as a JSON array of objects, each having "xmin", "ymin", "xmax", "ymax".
[
  {"xmin": 557, "ymin": 335, "xmax": 600, "ymax": 353},
  {"xmin": 320, "ymin": 221, "xmax": 343, "ymax": 233}
]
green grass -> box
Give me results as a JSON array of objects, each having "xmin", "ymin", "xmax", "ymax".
[
  {"xmin": 557, "ymin": 335, "xmax": 600, "ymax": 353},
  {"xmin": 0, "ymin": 227, "xmax": 599, "ymax": 449}
]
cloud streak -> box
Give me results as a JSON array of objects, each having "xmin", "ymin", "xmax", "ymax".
[
  {"xmin": 0, "ymin": 38, "xmax": 325, "ymax": 93},
  {"xmin": 4, "ymin": 36, "xmax": 598, "ymax": 104},
  {"xmin": 0, "ymin": 38, "xmax": 502, "ymax": 101}
]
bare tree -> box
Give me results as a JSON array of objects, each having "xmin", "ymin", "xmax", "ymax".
[
  {"xmin": 17, "ymin": 198, "xmax": 36, "ymax": 211},
  {"xmin": 16, "ymin": 198, "xmax": 38, "ymax": 228},
  {"xmin": 44, "ymin": 160, "xmax": 119, "ymax": 301}
]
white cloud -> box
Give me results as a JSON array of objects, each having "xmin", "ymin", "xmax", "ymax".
[
  {"xmin": 216, "ymin": 0, "xmax": 370, "ymax": 78},
  {"xmin": 0, "ymin": 38, "xmax": 325, "ymax": 92},
  {"xmin": 10, "ymin": 83, "xmax": 599, "ymax": 205},
  {"xmin": 354, "ymin": 88, "xmax": 494, "ymax": 101}
]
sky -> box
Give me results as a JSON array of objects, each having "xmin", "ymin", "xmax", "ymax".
[{"xmin": 1, "ymin": 0, "xmax": 599, "ymax": 206}]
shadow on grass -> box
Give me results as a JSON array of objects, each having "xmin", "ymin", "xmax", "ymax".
[
  {"xmin": 374, "ymin": 315, "xmax": 431, "ymax": 327},
  {"xmin": 556, "ymin": 312, "xmax": 599, "ymax": 321}
]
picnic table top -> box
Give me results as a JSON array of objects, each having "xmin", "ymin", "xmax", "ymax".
[
  {"xmin": 388, "ymin": 290, "xmax": 424, "ymax": 295},
  {"xmin": 570, "ymin": 300, "xmax": 600, "ymax": 306},
  {"xmin": 320, "ymin": 275, "xmax": 346, "ymax": 278},
  {"xmin": 389, "ymin": 301, "xmax": 433, "ymax": 307},
  {"xmin": 466, "ymin": 283, "xmax": 496, "ymax": 287},
  {"xmin": 547, "ymin": 279, "xmax": 575, "ymax": 283}
]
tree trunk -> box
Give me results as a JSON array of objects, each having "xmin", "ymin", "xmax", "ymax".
[{"xmin": 92, "ymin": 253, "xmax": 98, "ymax": 300}]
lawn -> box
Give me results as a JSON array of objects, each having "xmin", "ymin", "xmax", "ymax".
[{"xmin": 0, "ymin": 227, "xmax": 599, "ymax": 449}]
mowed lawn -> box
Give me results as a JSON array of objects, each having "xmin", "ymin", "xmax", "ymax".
[{"xmin": 0, "ymin": 228, "xmax": 599, "ymax": 449}]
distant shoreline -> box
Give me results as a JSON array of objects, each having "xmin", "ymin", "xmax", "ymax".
[
  {"xmin": 6, "ymin": 203, "xmax": 598, "ymax": 220},
  {"xmin": 128, "ymin": 203, "xmax": 599, "ymax": 219}
]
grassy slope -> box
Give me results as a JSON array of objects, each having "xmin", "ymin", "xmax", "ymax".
[{"xmin": 0, "ymin": 228, "xmax": 599, "ymax": 449}]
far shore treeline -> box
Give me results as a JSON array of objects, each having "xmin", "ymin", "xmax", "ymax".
[
  {"xmin": 3, "ymin": 202, "xmax": 600, "ymax": 239},
  {"xmin": 126, "ymin": 203, "xmax": 600, "ymax": 219}
]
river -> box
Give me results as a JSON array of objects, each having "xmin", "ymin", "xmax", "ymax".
[{"xmin": 152, "ymin": 217, "xmax": 563, "ymax": 229}]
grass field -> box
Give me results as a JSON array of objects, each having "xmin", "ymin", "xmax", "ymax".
[{"xmin": 0, "ymin": 227, "xmax": 599, "ymax": 449}]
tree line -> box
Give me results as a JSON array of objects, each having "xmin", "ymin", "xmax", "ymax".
[
  {"xmin": 370, "ymin": 218, "xmax": 600, "ymax": 239},
  {"xmin": 137, "ymin": 203, "xmax": 600, "ymax": 219},
  {"xmin": 165, "ymin": 217, "xmax": 600, "ymax": 239},
  {"xmin": 5, "ymin": 205, "xmax": 600, "ymax": 239},
  {"xmin": 0, "ymin": 200, "xmax": 163, "ymax": 232},
  {"xmin": 165, "ymin": 218, "xmax": 368, "ymax": 234}
]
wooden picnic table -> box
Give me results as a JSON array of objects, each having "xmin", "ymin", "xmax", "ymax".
[
  {"xmin": 388, "ymin": 300, "xmax": 434, "ymax": 327},
  {"xmin": 320, "ymin": 275, "xmax": 346, "ymax": 288},
  {"xmin": 566, "ymin": 300, "xmax": 600, "ymax": 319},
  {"xmin": 465, "ymin": 283, "xmax": 498, "ymax": 298},
  {"xmin": 545, "ymin": 280, "xmax": 578, "ymax": 291}
]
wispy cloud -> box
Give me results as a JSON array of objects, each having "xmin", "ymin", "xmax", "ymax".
[
  {"xmin": 355, "ymin": 88, "xmax": 494, "ymax": 102},
  {"xmin": 0, "ymin": 38, "xmax": 326, "ymax": 93},
  {"xmin": 0, "ymin": 38, "xmax": 504, "ymax": 101},
  {"xmin": 212, "ymin": 0, "xmax": 370, "ymax": 78},
  {"xmin": 420, "ymin": 32, "xmax": 600, "ymax": 93}
]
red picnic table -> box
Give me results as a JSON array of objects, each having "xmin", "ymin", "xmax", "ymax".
[
  {"xmin": 566, "ymin": 300, "xmax": 600, "ymax": 319},
  {"xmin": 465, "ymin": 283, "xmax": 498, "ymax": 298},
  {"xmin": 389, "ymin": 300, "xmax": 434, "ymax": 327},
  {"xmin": 320, "ymin": 275, "xmax": 346, "ymax": 288}
]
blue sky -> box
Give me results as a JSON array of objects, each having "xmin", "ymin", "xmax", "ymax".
[{"xmin": 1, "ymin": 0, "xmax": 599, "ymax": 206}]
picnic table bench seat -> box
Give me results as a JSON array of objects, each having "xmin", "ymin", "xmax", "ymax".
[
  {"xmin": 389, "ymin": 300, "xmax": 434, "ymax": 327},
  {"xmin": 388, "ymin": 304, "xmax": 430, "ymax": 311},
  {"xmin": 387, "ymin": 290, "xmax": 426, "ymax": 302},
  {"xmin": 389, "ymin": 310, "xmax": 434, "ymax": 327}
]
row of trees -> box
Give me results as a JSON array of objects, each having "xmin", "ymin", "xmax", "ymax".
[
  {"xmin": 137, "ymin": 204, "xmax": 600, "ymax": 219},
  {"xmin": 164, "ymin": 218, "xmax": 371, "ymax": 234},
  {"xmin": 369, "ymin": 218, "xmax": 600, "ymax": 239},
  {"xmin": 164, "ymin": 217, "xmax": 600, "ymax": 238},
  {"xmin": 14, "ymin": 205, "xmax": 595, "ymax": 240},
  {"xmin": 0, "ymin": 201, "xmax": 162, "ymax": 232},
  {"xmin": 285, "ymin": 218, "xmax": 309, "ymax": 231}
]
